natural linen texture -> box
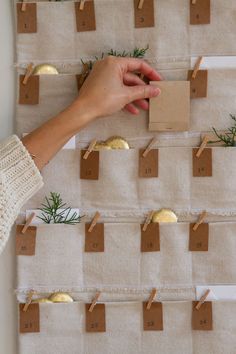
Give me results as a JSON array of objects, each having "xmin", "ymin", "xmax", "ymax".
[
  {"xmin": 16, "ymin": 222, "xmax": 236, "ymax": 290},
  {"xmin": 18, "ymin": 301, "xmax": 236, "ymax": 354},
  {"xmin": 16, "ymin": 69, "xmax": 236, "ymax": 141},
  {"xmin": 25, "ymin": 147, "xmax": 236, "ymax": 216},
  {"xmin": 15, "ymin": 0, "xmax": 236, "ymax": 62},
  {"xmin": 15, "ymin": 0, "xmax": 189, "ymax": 62}
]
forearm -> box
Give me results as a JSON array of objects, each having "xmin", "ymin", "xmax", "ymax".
[{"xmin": 21, "ymin": 98, "xmax": 93, "ymax": 170}]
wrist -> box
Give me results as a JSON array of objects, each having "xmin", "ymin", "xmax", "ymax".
[{"xmin": 67, "ymin": 97, "xmax": 97, "ymax": 132}]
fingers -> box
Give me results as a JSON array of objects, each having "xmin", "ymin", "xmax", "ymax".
[
  {"xmin": 127, "ymin": 84, "xmax": 161, "ymax": 102},
  {"xmin": 124, "ymin": 73, "xmax": 150, "ymax": 111},
  {"xmin": 123, "ymin": 72, "xmax": 146, "ymax": 86},
  {"xmin": 124, "ymin": 103, "xmax": 140, "ymax": 115},
  {"xmin": 121, "ymin": 57, "xmax": 162, "ymax": 81},
  {"xmin": 134, "ymin": 98, "xmax": 149, "ymax": 110}
]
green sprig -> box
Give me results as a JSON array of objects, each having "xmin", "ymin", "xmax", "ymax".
[
  {"xmin": 38, "ymin": 192, "xmax": 82, "ymax": 224},
  {"xmin": 209, "ymin": 114, "xmax": 236, "ymax": 147}
]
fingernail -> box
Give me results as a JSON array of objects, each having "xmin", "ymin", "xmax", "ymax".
[{"xmin": 151, "ymin": 87, "xmax": 161, "ymax": 97}]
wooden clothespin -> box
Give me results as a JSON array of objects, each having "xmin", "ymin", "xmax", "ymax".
[
  {"xmin": 88, "ymin": 212, "xmax": 100, "ymax": 233},
  {"xmin": 193, "ymin": 211, "xmax": 207, "ymax": 231},
  {"xmin": 196, "ymin": 135, "xmax": 210, "ymax": 158},
  {"xmin": 192, "ymin": 56, "xmax": 203, "ymax": 80},
  {"xmin": 146, "ymin": 288, "xmax": 157, "ymax": 310},
  {"xmin": 89, "ymin": 291, "xmax": 101, "ymax": 312},
  {"xmin": 23, "ymin": 290, "xmax": 36, "ymax": 312},
  {"xmin": 79, "ymin": 0, "xmax": 86, "ymax": 10},
  {"xmin": 192, "ymin": 0, "xmax": 197, "ymax": 4},
  {"xmin": 138, "ymin": 0, "xmax": 145, "ymax": 10},
  {"xmin": 23, "ymin": 63, "xmax": 34, "ymax": 85},
  {"xmin": 195, "ymin": 289, "xmax": 211, "ymax": 310},
  {"xmin": 83, "ymin": 139, "xmax": 97, "ymax": 160},
  {"xmin": 142, "ymin": 210, "xmax": 154, "ymax": 232},
  {"xmin": 21, "ymin": 212, "xmax": 36, "ymax": 234},
  {"xmin": 142, "ymin": 138, "xmax": 157, "ymax": 158},
  {"xmin": 21, "ymin": 0, "xmax": 27, "ymax": 12}
]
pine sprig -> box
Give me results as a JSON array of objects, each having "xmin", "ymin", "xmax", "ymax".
[
  {"xmin": 209, "ymin": 114, "xmax": 236, "ymax": 147},
  {"xmin": 38, "ymin": 192, "xmax": 82, "ymax": 224}
]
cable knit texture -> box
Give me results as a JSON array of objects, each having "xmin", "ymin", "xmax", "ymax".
[{"xmin": 0, "ymin": 135, "xmax": 43, "ymax": 254}]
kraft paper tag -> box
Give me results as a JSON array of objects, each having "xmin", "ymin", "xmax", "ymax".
[
  {"xmin": 143, "ymin": 302, "xmax": 163, "ymax": 331},
  {"xmin": 189, "ymin": 223, "xmax": 209, "ymax": 251},
  {"xmin": 85, "ymin": 223, "xmax": 104, "ymax": 252},
  {"xmin": 80, "ymin": 150, "xmax": 99, "ymax": 180},
  {"xmin": 188, "ymin": 70, "xmax": 208, "ymax": 99},
  {"xmin": 75, "ymin": 1, "xmax": 96, "ymax": 32},
  {"xmin": 190, "ymin": 0, "xmax": 211, "ymax": 25},
  {"xmin": 17, "ymin": 3, "xmax": 37, "ymax": 33},
  {"xmin": 149, "ymin": 81, "xmax": 190, "ymax": 132},
  {"xmin": 85, "ymin": 304, "xmax": 106, "ymax": 332},
  {"xmin": 141, "ymin": 223, "xmax": 160, "ymax": 252},
  {"xmin": 139, "ymin": 149, "xmax": 158, "ymax": 178},
  {"xmin": 134, "ymin": 0, "xmax": 155, "ymax": 28},
  {"xmin": 19, "ymin": 75, "xmax": 39, "ymax": 105},
  {"xmin": 192, "ymin": 301, "xmax": 213, "ymax": 330},
  {"xmin": 19, "ymin": 303, "xmax": 40, "ymax": 333},
  {"xmin": 16, "ymin": 225, "xmax": 37, "ymax": 256},
  {"xmin": 192, "ymin": 148, "xmax": 212, "ymax": 177}
]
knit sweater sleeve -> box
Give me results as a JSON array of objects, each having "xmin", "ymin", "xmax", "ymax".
[{"xmin": 0, "ymin": 135, "xmax": 43, "ymax": 254}]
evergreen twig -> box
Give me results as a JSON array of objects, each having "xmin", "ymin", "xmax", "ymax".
[
  {"xmin": 38, "ymin": 192, "xmax": 82, "ymax": 224},
  {"xmin": 209, "ymin": 114, "xmax": 236, "ymax": 147}
]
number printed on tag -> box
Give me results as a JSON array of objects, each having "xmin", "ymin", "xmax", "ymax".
[
  {"xmin": 188, "ymin": 70, "xmax": 208, "ymax": 99},
  {"xmin": 85, "ymin": 303, "xmax": 106, "ymax": 332},
  {"xmin": 75, "ymin": 1, "xmax": 96, "ymax": 32},
  {"xmin": 80, "ymin": 150, "xmax": 99, "ymax": 180},
  {"xmin": 189, "ymin": 223, "xmax": 209, "ymax": 251},
  {"xmin": 16, "ymin": 225, "xmax": 37, "ymax": 256},
  {"xmin": 143, "ymin": 302, "xmax": 163, "ymax": 331},
  {"xmin": 141, "ymin": 223, "xmax": 160, "ymax": 252},
  {"xmin": 192, "ymin": 301, "xmax": 213, "ymax": 330},
  {"xmin": 139, "ymin": 149, "xmax": 158, "ymax": 178},
  {"xmin": 134, "ymin": 0, "xmax": 155, "ymax": 28},
  {"xmin": 17, "ymin": 3, "xmax": 37, "ymax": 33},
  {"xmin": 85, "ymin": 223, "xmax": 104, "ymax": 252},
  {"xmin": 19, "ymin": 303, "xmax": 40, "ymax": 333},
  {"xmin": 192, "ymin": 148, "xmax": 212, "ymax": 177}
]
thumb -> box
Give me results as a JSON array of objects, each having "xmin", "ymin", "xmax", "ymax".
[{"xmin": 127, "ymin": 84, "xmax": 161, "ymax": 102}]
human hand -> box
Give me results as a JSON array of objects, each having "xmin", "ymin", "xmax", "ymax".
[{"xmin": 77, "ymin": 56, "xmax": 162, "ymax": 119}]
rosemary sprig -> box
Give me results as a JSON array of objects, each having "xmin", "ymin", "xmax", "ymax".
[
  {"xmin": 209, "ymin": 114, "xmax": 236, "ymax": 147},
  {"xmin": 79, "ymin": 46, "xmax": 149, "ymax": 88},
  {"xmin": 107, "ymin": 45, "xmax": 149, "ymax": 58},
  {"xmin": 38, "ymin": 192, "xmax": 82, "ymax": 224}
]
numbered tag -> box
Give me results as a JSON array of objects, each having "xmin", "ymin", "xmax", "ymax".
[
  {"xmin": 192, "ymin": 148, "xmax": 212, "ymax": 177},
  {"xmin": 143, "ymin": 302, "xmax": 163, "ymax": 331},
  {"xmin": 85, "ymin": 304, "xmax": 106, "ymax": 332},
  {"xmin": 192, "ymin": 301, "xmax": 213, "ymax": 330},
  {"xmin": 190, "ymin": 0, "xmax": 211, "ymax": 25},
  {"xmin": 17, "ymin": 3, "xmax": 37, "ymax": 33},
  {"xmin": 16, "ymin": 225, "xmax": 37, "ymax": 256},
  {"xmin": 19, "ymin": 75, "xmax": 39, "ymax": 105},
  {"xmin": 188, "ymin": 70, "xmax": 208, "ymax": 99},
  {"xmin": 134, "ymin": 0, "xmax": 155, "ymax": 28},
  {"xmin": 80, "ymin": 150, "xmax": 99, "ymax": 180},
  {"xmin": 189, "ymin": 223, "xmax": 209, "ymax": 251},
  {"xmin": 19, "ymin": 303, "xmax": 40, "ymax": 333},
  {"xmin": 85, "ymin": 223, "xmax": 104, "ymax": 252},
  {"xmin": 75, "ymin": 1, "xmax": 96, "ymax": 32},
  {"xmin": 141, "ymin": 223, "xmax": 160, "ymax": 252},
  {"xmin": 139, "ymin": 149, "xmax": 158, "ymax": 178}
]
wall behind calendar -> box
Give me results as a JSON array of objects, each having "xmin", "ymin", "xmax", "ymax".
[{"xmin": 0, "ymin": 1, "xmax": 17, "ymax": 354}]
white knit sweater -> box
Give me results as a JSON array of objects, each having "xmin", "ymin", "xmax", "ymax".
[{"xmin": 0, "ymin": 135, "xmax": 43, "ymax": 254}]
